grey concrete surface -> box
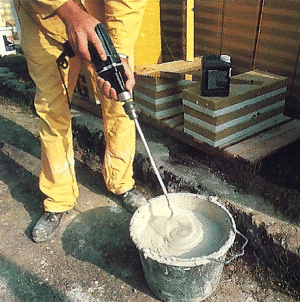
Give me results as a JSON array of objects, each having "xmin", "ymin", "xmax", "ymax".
[{"xmin": 0, "ymin": 96, "xmax": 299, "ymax": 301}]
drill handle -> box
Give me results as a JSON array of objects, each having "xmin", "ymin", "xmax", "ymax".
[
  {"xmin": 56, "ymin": 41, "xmax": 75, "ymax": 69},
  {"xmin": 56, "ymin": 23, "xmax": 133, "ymax": 106}
]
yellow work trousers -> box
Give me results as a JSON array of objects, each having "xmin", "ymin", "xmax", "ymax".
[{"xmin": 17, "ymin": 5, "xmax": 135, "ymax": 213}]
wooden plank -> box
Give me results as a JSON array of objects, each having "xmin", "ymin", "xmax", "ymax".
[
  {"xmin": 160, "ymin": 113, "xmax": 183, "ymax": 129},
  {"xmin": 72, "ymin": 95, "xmax": 300, "ymax": 166},
  {"xmin": 184, "ymin": 109, "xmax": 287, "ymax": 147},
  {"xmin": 223, "ymin": 119, "xmax": 300, "ymax": 163},
  {"xmin": 140, "ymin": 110, "xmax": 300, "ymax": 165}
]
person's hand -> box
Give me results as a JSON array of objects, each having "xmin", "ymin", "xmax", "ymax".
[
  {"xmin": 56, "ymin": 1, "xmax": 135, "ymax": 101},
  {"xmin": 97, "ymin": 57, "xmax": 135, "ymax": 101},
  {"xmin": 55, "ymin": 1, "xmax": 106, "ymax": 62}
]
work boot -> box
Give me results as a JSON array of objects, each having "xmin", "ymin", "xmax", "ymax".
[
  {"xmin": 32, "ymin": 211, "xmax": 65, "ymax": 243},
  {"xmin": 119, "ymin": 188, "xmax": 147, "ymax": 213}
]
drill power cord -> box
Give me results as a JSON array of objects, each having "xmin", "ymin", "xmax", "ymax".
[
  {"xmin": 55, "ymin": 50, "xmax": 78, "ymax": 198},
  {"xmin": 56, "ymin": 49, "xmax": 73, "ymax": 108}
]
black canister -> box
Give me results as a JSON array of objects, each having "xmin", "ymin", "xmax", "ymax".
[{"xmin": 201, "ymin": 54, "xmax": 231, "ymax": 97}]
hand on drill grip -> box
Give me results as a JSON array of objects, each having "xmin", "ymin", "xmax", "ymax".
[
  {"xmin": 97, "ymin": 57, "xmax": 135, "ymax": 101},
  {"xmin": 56, "ymin": 1, "xmax": 107, "ymax": 62}
]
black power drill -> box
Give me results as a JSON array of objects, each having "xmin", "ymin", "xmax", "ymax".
[{"xmin": 56, "ymin": 23, "xmax": 137, "ymax": 120}]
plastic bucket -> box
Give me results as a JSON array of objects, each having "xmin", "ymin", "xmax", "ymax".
[
  {"xmin": 130, "ymin": 193, "xmax": 247, "ymax": 302},
  {"xmin": 0, "ymin": 27, "xmax": 16, "ymax": 56}
]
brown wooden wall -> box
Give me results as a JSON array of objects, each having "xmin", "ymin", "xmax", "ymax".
[
  {"xmin": 254, "ymin": 0, "xmax": 300, "ymax": 103},
  {"xmin": 193, "ymin": 1, "xmax": 222, "ymax": 57},
  {"xmin": 160, "ymin": 0, "xmax": 184, "ymax": 61},
  {"xmin": 221, "ymin": 0, "xmax": 261, "ymax": 75},
  {"xmin": 160, "ymin": 0, "xmax": 300, "ymax": 112}
]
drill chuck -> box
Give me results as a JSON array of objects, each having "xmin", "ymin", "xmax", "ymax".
[{"xmin": 123, "ymin": 99, "xmax": 138, "ymax": 120}]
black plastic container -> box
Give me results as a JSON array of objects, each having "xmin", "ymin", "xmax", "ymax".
[{"xmin": 201, "ymin": 54, "xmax": 231, "ymax": 97}]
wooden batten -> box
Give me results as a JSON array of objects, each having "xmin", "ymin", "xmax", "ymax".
[
  {"xmin": 134, "ymin": 83, "xmax": 183, "ymax": 99},
  {"xmin": 223, "ymin": 119, "xmax": 300, "ymax": 163},
  {"xmin": 184, "ymin": 108, "xmax": 287, "ymax": 147},
  {"xmin": 183, "ymin": 92, "xmax": 286, "ymax": 126},
  {"xmin": 183, "ymin": 0, "xmax": 194, "ymax": 61}
]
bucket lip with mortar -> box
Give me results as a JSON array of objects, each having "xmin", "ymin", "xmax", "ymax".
[{"xmin": 130, "ymin": 193, "xmax": 237, "ymax": 267}]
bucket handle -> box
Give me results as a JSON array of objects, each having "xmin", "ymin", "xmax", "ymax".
[{"xmin": 207, "ymin": 230, "xmax": 248, "ymax": 265}]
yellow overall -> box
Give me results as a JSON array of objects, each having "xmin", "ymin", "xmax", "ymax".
[{"xmin": 13, "ymin": 0, "xmax": 147, "ymax": 212}]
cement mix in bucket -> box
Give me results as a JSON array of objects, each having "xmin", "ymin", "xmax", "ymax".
[
  {"xmin": 130, "ymin": 193, "xmax": 236, "ymax": 267},
  {"xmin": 147, "ymin": 209, "xmax": 205, "ymax": 257}
]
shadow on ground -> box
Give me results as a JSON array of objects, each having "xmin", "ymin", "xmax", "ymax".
[
  {"xmin": 0, "ymin": 255, "xmax": 69, "ymax": 301},
  {"xmin": 0, "ymin": 147, "xmax": 43, "ymax": 236},
  {"xmin": 0, "ymin": 114, "xmax": 40, "ymax": 159},
  {"xmin": 61, "ymin": 206, "xmax": 154, "ymax": 298}
]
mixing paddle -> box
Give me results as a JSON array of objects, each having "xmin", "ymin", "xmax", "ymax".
[{"xmin": 133, "ymin": 118, "xmax": 204, "ymax": 254}]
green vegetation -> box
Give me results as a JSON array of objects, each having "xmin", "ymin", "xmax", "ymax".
[{"xmin": 0, "ymin": 54, "xmax": 35, "ymax": 111}]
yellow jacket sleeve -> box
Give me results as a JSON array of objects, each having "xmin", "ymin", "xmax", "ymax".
[
  {"xmin": 14, "ymin": 0, "xmax": 147, "ymax": 52},
  {"xmin": 14, "ymin": 0, "xmax": 84, "ymax": 43},
  {"xmin": 105, "ymin": 0, "xmax": 148, "ymax": 57},
  {"xmin": 16, "ymin": 0, "xmax": 69, "ymax": 19}
]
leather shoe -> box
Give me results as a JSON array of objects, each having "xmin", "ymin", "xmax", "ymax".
[
  {"xmin": 119, "ymin": 188, "xmax": 147, "ymax": 213},
  {"xmin": 32, "ymin": 211, "xmax": 65, "ymax": 243}
]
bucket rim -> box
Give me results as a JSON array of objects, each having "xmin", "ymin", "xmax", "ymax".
[{"xmin": 130, "ymin": 193, "xmax": 237, "ymax": 267}]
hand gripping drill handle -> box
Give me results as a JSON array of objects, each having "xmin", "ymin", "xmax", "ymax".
[{"xmin": 57, "ymin": 23, "xmax": 137, "ymax": 120}]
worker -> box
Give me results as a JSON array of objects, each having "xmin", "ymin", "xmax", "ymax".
[{"xmin": 12, "ymin": 0, "xmax": 148, "ymax": 243}]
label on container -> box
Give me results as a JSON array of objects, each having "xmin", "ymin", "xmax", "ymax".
[{"xmin": 207, "ymin": 69, "xmax": 228, "ymax": 90}]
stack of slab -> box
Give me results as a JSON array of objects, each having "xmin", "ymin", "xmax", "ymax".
[
  {"xmin": 134, "ymin": 58, "xmax": 202, "ymax": 120},
  {"xmin": 183, "ymin": 70, "xmax": 289, "ymax": 148}
]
